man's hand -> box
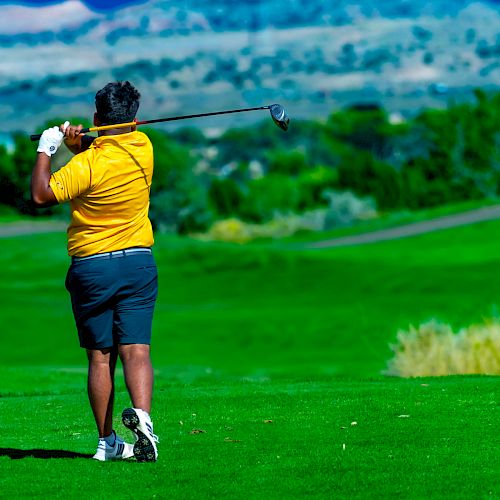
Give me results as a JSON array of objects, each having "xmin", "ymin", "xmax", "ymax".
[
  {"xmin": 64, "ymin": 123, "xmax": 94, "ymax": 154},
  {"xmin": 37, "ymin": 122, "xmax": 69, "ymax": 157},
  {"xmin": 64, "ymin": 123, "xmax": 84, "ymax": 151}
]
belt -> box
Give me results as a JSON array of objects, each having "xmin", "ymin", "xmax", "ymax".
[{"xmin": 72, "ymin": 247, "xmax": 152, "ymax": 262}]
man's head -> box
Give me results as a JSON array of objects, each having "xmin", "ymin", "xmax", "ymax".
[{"xmin": 95, "ymin": 81, "xmax": 141, "ymax": 125}]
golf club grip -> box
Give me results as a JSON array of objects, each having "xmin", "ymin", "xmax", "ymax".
[{"xmin": 30, "ymin": 127, "xmax": 91, "ymax": 142}]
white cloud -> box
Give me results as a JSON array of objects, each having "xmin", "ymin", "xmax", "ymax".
[{"xmin": 0, "ymin": 0, "xmax": 99, "ymax": 34}]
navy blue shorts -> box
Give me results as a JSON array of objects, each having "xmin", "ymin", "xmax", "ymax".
[{"xmin": 65, "ymin": 248, "xmax": 158, "ymax": 350}]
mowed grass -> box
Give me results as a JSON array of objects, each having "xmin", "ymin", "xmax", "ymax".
[
  {"xmin": 1, "ymin": 373, "xmax": 499, "ymax": 499},
  {"xmin": 1, "ymin": 219, "xmax": 499, "ymax": 377},
  {"xmin": 0, "ymin": 218, "xmax": 499, "ymax": 498}
]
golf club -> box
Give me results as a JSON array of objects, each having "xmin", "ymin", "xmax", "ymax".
[{"xmin": 30, "ymin": 104, "xmax": 290, "ymax": 141}]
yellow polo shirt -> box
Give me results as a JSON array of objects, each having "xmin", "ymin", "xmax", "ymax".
[{"xmin": 49, "ymin": 131, "xmax": 154, "ymax": 257}]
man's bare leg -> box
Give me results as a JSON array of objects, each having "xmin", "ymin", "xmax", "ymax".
[
  {"xmin": 86, "ymin": 347, "xmax": 118, "ymax": 437},
  {"xmin": 119, "ymin": 344, "xmax": 153, "ymax": 413}
]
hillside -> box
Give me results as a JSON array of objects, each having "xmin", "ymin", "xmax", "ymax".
[{"xmin": 0, "ymin": 1, "xmax": 499, "ymax": 132}]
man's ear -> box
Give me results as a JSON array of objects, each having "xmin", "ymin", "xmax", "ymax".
[{"xmin": 93, "ymin": 112, "xmax": 101, "ymax": 126}]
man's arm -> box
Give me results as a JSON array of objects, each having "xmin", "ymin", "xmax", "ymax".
[
  {"xmin": 31, "ymin": 152, "xmax": 57, "ymax": 207},
  {"xmin": 31, "ymin": 123, "xmax": 68, "ymax": 207}
]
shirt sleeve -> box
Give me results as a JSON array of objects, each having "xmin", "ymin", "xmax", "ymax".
[{"xmin": 49, "ymin": 154, "xmax": 92, "ymax": 203}]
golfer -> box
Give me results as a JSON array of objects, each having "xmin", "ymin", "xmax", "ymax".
[{"xmin": 31, "ymin": 81, "xmax": 159, "ymax": 462}]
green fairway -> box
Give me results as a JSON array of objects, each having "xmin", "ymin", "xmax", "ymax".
[
  {"xmin": 1, "ymin": 219, "xmax": 499, "ymax": 376},
  {"xmin": 1, "ymin": 371, "xmax": 498, "ymax": 499},
  {"xmin": 0, "ymin": 218, "xmax": 499, "ymax": 498}
]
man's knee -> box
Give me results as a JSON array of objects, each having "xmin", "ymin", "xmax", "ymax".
[
  {"xmin": 118, "ymin": 343, "xmax": 151, "ymax": 363},
  {"xmin": 87, "ymin": 347, "xmax": 115, "ymax": 365}
]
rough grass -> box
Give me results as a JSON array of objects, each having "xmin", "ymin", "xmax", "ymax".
[{"xmin": 385, "ymin": 319, "xmax": 500, "ymax": 377}]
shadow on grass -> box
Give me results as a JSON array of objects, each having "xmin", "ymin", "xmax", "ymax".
[{"xmin": 0, "ymin": 448, "xmax": 93, "ymax": 459}]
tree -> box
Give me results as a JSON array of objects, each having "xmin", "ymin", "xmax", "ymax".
[
  {"xmin": 0, "ymin": 144, "xmax": 16, "ymax": 208},
  {"xmin": 336, "ymin": 152, "xmax": 402, "ymax": 210},
  {"xmin": 10, "ymin": 133, "xmax": 36, "ymax": 213},
  {"xmin": 266, "ymin": 148, "xmax": 309, "ymax": 176},
  {"xmin": 239, "ymin": 174, "xmax": 301, "ymax": 222},
  {"xmin": 145, "ymin": 128, "xmax": 213, "ymax": 233},
  {"xmin": 208, "ymin": 178, "xmax": 244, "ymax": 217}
]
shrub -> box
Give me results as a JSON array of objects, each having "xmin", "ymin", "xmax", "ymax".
[
  {"xmin": 199, "ymin": 213, "xmax": 325, "ymax": 243},
  {"xmin": 201, "ymin": 218, "xmax": 252, "ymax": 243},
  {"xmin": 296, "ymin": 166, "xmax": 338, "ymax": 210},
  {"xmin": 239, "ymin": 174, "xmax": 301, "ymax": 222},
  {"xmin": 149, "ymin": 189, "xmax": 214, "ymax": 234},
  {"xmin": 322, "ymin": 190, "xmax": 377, "ymax": 229},
  {"xmin": 385, "ymin": 319, "xmax": 500, "ymax": 377}
]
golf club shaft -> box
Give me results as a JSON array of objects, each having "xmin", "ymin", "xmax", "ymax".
[{"xmin": 30, "ymin": 106, "xmax": 270, "ymax": 141}]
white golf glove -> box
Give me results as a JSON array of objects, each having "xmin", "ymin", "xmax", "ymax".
[{"xmin": 37, "ymin": 121, "xmax": 70, "ymax": 156}]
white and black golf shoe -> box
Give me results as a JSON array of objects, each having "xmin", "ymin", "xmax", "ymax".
[
  {"xmin": 92, "ymin": 431, "xmax": 134, "ymax": 461},
  {"xmin": 122, "ymin": 407, "xmax": 159, "ymax": 462}
]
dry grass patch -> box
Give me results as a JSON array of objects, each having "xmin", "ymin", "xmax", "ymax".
[{"xmin": 385, "ymin": 319, "xmax": 500, "ymax": 377}]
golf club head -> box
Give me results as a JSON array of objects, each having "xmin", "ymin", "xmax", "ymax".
[{"xmin": 269, "ymin": 104, "xmax": 290, "ymax": 132}]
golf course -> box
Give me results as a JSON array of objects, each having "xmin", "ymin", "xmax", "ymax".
[{"xmin": 0, "ymin": 208, "xmax": 499, "ymax": 498}]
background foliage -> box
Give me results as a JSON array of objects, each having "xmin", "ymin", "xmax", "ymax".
[{"xmin": 1, "ymin": 91, "xmax": 499, "ymax": 233}]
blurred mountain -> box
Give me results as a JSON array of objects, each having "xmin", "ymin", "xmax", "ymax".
[{"xmin": 0, "ymin": 0, "xmax": 499, "ymax": 131}]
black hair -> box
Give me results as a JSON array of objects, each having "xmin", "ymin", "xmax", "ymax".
[{"xmin": 95, "ymin": 81, "xmax": 141, "ymax": 124}]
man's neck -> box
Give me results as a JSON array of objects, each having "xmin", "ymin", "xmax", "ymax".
[{"xmin": 98, "ymin": 127, "xmax": 134, "ymax": 137}]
